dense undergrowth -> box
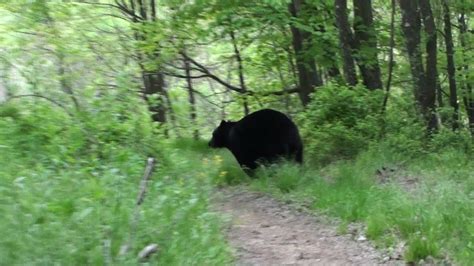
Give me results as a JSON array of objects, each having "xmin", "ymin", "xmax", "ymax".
[
  {"xmin": 2, "ymin": 84, "xmax": 473, "ymax": 265},
  {"xmin": 210, "ymin": 143, "xmax": 474, "ymax": 264},
  {"xmin": 245, "ymin": 147, "xmax": 474, "ymax": 264},
  {"xmin": 0, "ymin": 103, "xmax": 231, "ymax": 265},
  {"xmin": 210, "ymin": 86, "xmax": 474, "ymax": 264}
]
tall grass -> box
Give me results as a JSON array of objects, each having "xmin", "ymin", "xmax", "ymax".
[
  {"xmin": 249, "ymin": 147, "xmax": 474, "ymax": 264},
  {"xmin": 0, "ymin": 105, "xmax": 232, "ymax": 265}
]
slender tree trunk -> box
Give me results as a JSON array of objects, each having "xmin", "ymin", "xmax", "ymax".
[
  {"xmin": 142, "ymin": 71, "xmax": 167, "ymax": 125},
  {"xmin": 286, "ymin": 47, "xmax": 298, "ymax": 85},
  {"xmin": 229, "ymin": 28, "xmax": 249, "ymax": 115},
  {"xmin": 334, "ymin": 0, "xmax": 358, "ymax": 86},
  {"xmin": 419, "ymin": 0, "xmax": 439, "ymax": 131},
  {"xmin": 399, "ymin": 0, "xmax": 437, "ymax": 132},
  {"xmin": 272, "ymin": 40, "xmax": 291, "ymax": 114},
  {"xmin": 458, "ymin": 10, "xmax": 474, "ymax": 135},
  {"xmin": 44, "ymin": 11, "xmax": 81, "ymax": 111},
  {"xmin": 353, "ymin": 0, "xmax": 383, "ymax": 90},
  {"xmin": 57, "ymin": 52, "xmax": 80, "ymax": 110},
  {"xmin": 289, "ymin": 0, "xmax": 322, "ymax": 106},
  {"xmin": 280, "ymin": 29, "xmax": 298, "ymax": 84},
  {"xmin": 441, "ymin": 0, "xmax": 459, "ymax": 130},
  {"xmin": 163, "ymin": 86, "xmax": 178, "ymax": 138},
  {"xmin": 437, "ymin": 83, "xmax": 444, "ymax": 109},
  {"xmin": 116, "ymin": 1, "xmax": 168, "ymax": 126},
  {"xmin": 382, "ymin": 0, "xmax": 396, "ymax": 113},
  {"xmin": 184, "ymin": 54, "xmax": 199, "ymax": 140},
  {"xmin": 312, "ymin": 7, "xmax": 341, "ymax": 81}
]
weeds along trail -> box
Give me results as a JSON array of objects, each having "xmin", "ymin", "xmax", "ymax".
[{"xmin": 214, "ymin": 187, "xmax": 401, "ymax": 266}]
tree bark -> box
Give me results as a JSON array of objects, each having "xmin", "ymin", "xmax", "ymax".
[
  {"xmin": 399, "ymin": 0, "xmax": 437, "ymax": 132},
  {"xmin": 382, "ymin": 0, "xmax": 396, "ymax": 113},
  {"xmin": 114, "ymin": 0, "xmax": 168, "ymax": 125},
  {"xmin": 163, "ymin": 86, "xmax": 178, "ymax": 138},
  {"xmin": 272, "ymin": 39, "xmax": 291, "ymax": 114},
  {"xmin": 289, "ymin": 0, "xmax": 322, "ymax": 106},
  {"xmin": 441, "ymin": 0, "xmax": 459, "ymax": 130},
  {"xmin": 334, "ymin": 0, "xmax": 358, "ymax": 86},
  {"xmin": 317, "ymin": 22, "xmax": 341, "ymax": 80},
  {"xmin": 353, "ymin": 0, "xmax": 383, "ymax": 90},
  {"xmin": 229, "ymin": 28, "xmax": 250, "ymax": 115},
  {"xmin": 458, "ymin": 10, "xmax": 474, "ymax": 135},
  {"xmin": 419, "ymin": 0, "xmax": 439, "ymax": 131},
  {"xmin": 184, "ymin": 54, "xmax": 199, "ymax": 140},
  {"xmin": 142, "ymin": 71, "xmax": 167, "ymax": 124}
]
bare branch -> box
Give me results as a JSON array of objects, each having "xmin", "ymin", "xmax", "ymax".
[
  {"xmin": 180, "ymin": 53, "xmax": 246, "ymax": 93},
  {"xmin": 260, "ymin": 87, "xmax": 300, "ymax": 96},
  {"xmin": 163, "ymin": 72, "xmax": 209, "ymax": 79},
  {"xmin": 114, "ymin": 0, "xmax": 144, "ymax": 21}
]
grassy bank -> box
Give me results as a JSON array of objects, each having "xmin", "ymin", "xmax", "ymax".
[
  {"xmin": 238, "ymin": 146, "xmax": 474, "ymax": 264},
  {"xmin": 2, "ymin": 100, "xmax": 473, "ymax": 265},
  {"xmin": 0, "ymin": 106, "xmax": 232, "ymax": 265}
]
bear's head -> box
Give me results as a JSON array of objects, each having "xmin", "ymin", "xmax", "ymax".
[{"xmin": 209, "ymin": 120, "xmax": 234, "ymax": 148}]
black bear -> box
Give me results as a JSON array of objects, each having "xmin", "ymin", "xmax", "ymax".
[{"xmin": 208, "ymin": 109, "xmax": 303, "ymax": 171}]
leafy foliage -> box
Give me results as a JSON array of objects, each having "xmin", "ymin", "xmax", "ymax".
[
  {"xmin": 0, "ymin": 102, "xmax": 231, "ymax": 265},
  {"xmin": 299, "ymin": 84, "xmax": 385, "ymax": 163},
  {"xmin": 0, "ymin": 0, "xmax": 473, "ymax": 264}
]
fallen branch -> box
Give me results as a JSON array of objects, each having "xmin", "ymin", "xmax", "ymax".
[
  {"xmin": 120, "ymin": 157, "xmax": 156, "ymax": 256},
  {"xmin": 136, "ymin": 157, "xmax": 156, "ymax": 205}
]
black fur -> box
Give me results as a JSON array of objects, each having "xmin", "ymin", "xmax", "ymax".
[{"xmin": 209, "ymin": 109, "xmax": 303, "ymax": 171}]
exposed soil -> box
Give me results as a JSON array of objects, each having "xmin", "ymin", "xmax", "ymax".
[{"xmin": 214, "ymin": 187, "xmax": 403, "ymax": 266}]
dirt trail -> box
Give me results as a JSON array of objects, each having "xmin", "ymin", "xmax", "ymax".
[{"xmin": 214, "ymin": 188, "xmax": 402, "ymax": 266}]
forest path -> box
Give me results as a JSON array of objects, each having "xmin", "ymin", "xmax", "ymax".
[{"xmin": 214, "ymin": 187, "xmax": 401, "ymax": 266}]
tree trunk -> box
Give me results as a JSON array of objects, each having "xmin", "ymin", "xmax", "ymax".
[
  {"xmin": 289, "ymin": 0, "xmax": 322, "ymax": 106},
  {"xmin": 314, "ymin": 8, "xmax": 341, "ymax": 80},
  {"xmin": 115, "ymin": 1, "xmax": 169, "ymax": 126},
  {"xmin": 458, "ymin": 11, "xmax": 474, "ymax": 135},
  {"xmin": 419, "ymin": 0, "xmax": 439, "ymax": 132},
  {"xmin": 441, "ymin": 0, "xmax": 459, "ymax": 131},
  {"xmin": 229, "ymin": 28, "xmax": 250, "ymax": 115},
  {"xmin": 334, "ymin": 0, "xmax": 358, "ymax": 86},
  {"xmin": 382, "ymin": 0, "xmax": 396, "ymax": 113},
  {"xmin": 184, "ymin": 54, "xmax": 199, "ymax": 140},
  {"xmin": 353, "ymin": 0, "xmax": 382, "ymax": 90},
  {"xmin": 143, "ymin": 71, "xmax": 167, "ymax": 124},
  {"xmin": 163, "ymin": 87, "xmax": 178, "ymax": 138},
  {"xmin": 272, "ymin": 39, "xmax": 291, "ymax": 114},
  {"xmin": 399, "ymin": 0, "xmax": 437, "ymax": 132}
]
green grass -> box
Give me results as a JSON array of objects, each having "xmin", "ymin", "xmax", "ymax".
[
  {"xmin": 248, "ymin": 147, "xmax": 474, "ymax": 265},
  {"xmin": 0, "ymin": 137, "xmax": 232, "ymax": 265},
  {"xmin": 2, "ymin": 101, "xmax": 473, "ymax": 265}
]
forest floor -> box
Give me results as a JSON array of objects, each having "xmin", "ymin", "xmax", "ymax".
[{"xmin": 214, "ymin": 187, "xmax": 404, "ymax": 265}]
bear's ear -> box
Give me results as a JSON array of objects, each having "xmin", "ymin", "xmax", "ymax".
[{"xmin": 220, "ymin": 120, "xmax": 226, "ymax": 125}]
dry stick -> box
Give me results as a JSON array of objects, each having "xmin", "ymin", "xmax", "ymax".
[
  {"xmin": 136, "ymin": 157, "xmax": 156, "ymax": 205},
  {"xmin": 120, "ymin": 157, "xmax": 156, "ymax": 256}
]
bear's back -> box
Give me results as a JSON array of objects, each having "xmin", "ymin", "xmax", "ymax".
[{"xmin": 232, "ymin": 109, "xmax": 298, "ymax": 144}]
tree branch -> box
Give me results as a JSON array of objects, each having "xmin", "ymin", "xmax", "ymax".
[
  {"xmin": 7, "ymin": 94, "xmax": 73, "ymax": 116},
  {"xmin": 180, "ymin": 53, "xmax": 246, "ymax": 93}
]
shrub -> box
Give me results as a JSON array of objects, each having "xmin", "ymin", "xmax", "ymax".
[{"xmin": 298, "ymin": 83, "xmax": 384, "ymax": 164}]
